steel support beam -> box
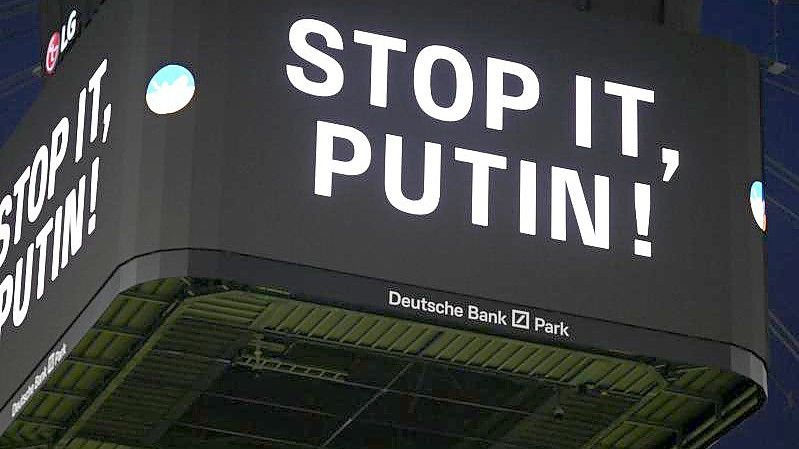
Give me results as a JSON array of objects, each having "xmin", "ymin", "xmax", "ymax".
[
  {"xmin": 116, "ymin": 293, "xmax": 173, "ymax": 306},
  {"xmin": 52, "ymin": 298, "xmax": 189, "ymax": 449},
  {"xmin": 14, "ymin": 417, "xmax": 65, "ymax": 430},
  {"xmin": 65, "ymin": 357, "xmax": 118, "ymax": 371},
  {"xmin": 90, "ymin": 324, "xmax": 147, "ymax": 340},
  {"xmin": 38, "ymin": 388, "xmax": 88, "ymax": 401},
  {"xmin": 319, "ymin": 363, "xmax": 413, "ymax": 448}
]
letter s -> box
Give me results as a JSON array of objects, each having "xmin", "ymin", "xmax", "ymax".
[
  {"xmin": 286, "ymin": 19, "xmax": 344, "ymax": 97},
  {"xmin": 0, "ymin": 195, "xmax": 12, "ymax": 269}
]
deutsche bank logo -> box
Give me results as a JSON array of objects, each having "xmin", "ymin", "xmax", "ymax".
[{"xmin": 511, "ymin": 309, "xmax": 530, "ymax": 330}]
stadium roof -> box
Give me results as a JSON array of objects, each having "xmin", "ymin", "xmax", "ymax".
[{"xmin": 1, "ymin": 278, "xmax": 762, "ymax": 449}]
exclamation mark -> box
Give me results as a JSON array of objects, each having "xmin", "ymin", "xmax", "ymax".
[
  {"xmin": 634, "ymin": 183, "xmax": 651, "ymax": 257},
  {"xmin": 88, "ymin": 157, "xmax": 100, "ymax": 234},
  {"xmin": 102, "ymin": 103, "xmax": 112, "ymax": 143}
]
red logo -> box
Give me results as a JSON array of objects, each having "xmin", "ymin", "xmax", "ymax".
[{"xmin": 44, "ymin": 32, "xmax": 61, "ymax": 75}]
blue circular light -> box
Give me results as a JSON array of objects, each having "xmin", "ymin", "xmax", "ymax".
[
  {"xmin": 146, "ymin": 64, "xmax": 196, "ymax": 114},
  {"xmin": 749, "ymin": 181, "xmax": 766, "ymax": 232}
]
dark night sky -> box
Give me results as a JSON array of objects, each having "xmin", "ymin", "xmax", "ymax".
[
  {"xmin": 702, "ymin": 1, "xmax": 799, "ymax": 447},
  {"xmin": 0, "ymin": 0, "xmax": 797, "ymax": 447}
]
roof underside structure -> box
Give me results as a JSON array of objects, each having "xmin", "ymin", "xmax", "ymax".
[{"xmin": 1, "ymin": 278, "xmax": 762, "ymax": 449}]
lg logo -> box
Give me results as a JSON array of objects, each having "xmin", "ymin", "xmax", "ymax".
[
  {"xmin": 44, "ymin": 33, "xmax": 60, "ymax": 74},
  {"xmin": 44, "ymin": 10, "xmax": 78, "ymax": 76}
]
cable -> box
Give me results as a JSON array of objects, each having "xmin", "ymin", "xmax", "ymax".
[
  {"xmin": 0, "ymin": 0, "xmax": 34, "ymax": 10},
  {"xmin": 766, "ymin": 68, "xmax": 799, "ymax": 86},
  {"xmin": 768, "ymin": 321, "xmax": 799, "ymax": 364},
  {"xmin": 771, "ymin": 0, "xmax": 781, "ymax": 63},
  {"xmin": 0, "ymin": 25, "xmax": 36, "ymax": 42},
  {"xmin": 0, "ymin": 64, "xmax": 38, "ymax": 91},
  {"xmin": 0, "ymin": 74, "xmax": 37, "ymax": 98},
  {"xmin": 764, "ymin": 77, "xmax": 799, "ymax": 97},
  {"xmin": 761, "ymin": 157, "xmax": 799, "ymax": 227},
  {"xmin": 0, "ymin": 0, "xmax": 35, "ymax": 20},
  {"xmin": 770, "ymin": 310, "xmax": 799, "ymax": 355},
  {"xmin": 767, "ymin": 371, "xmax": 796, "ymax": 409},
  {"xmin": 765, "ymin": 156, "xmax": 799, "ymax": 194},
  {"xmin": 766, "ymin": 196, "xmax": 799, "ymax": 227}
]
